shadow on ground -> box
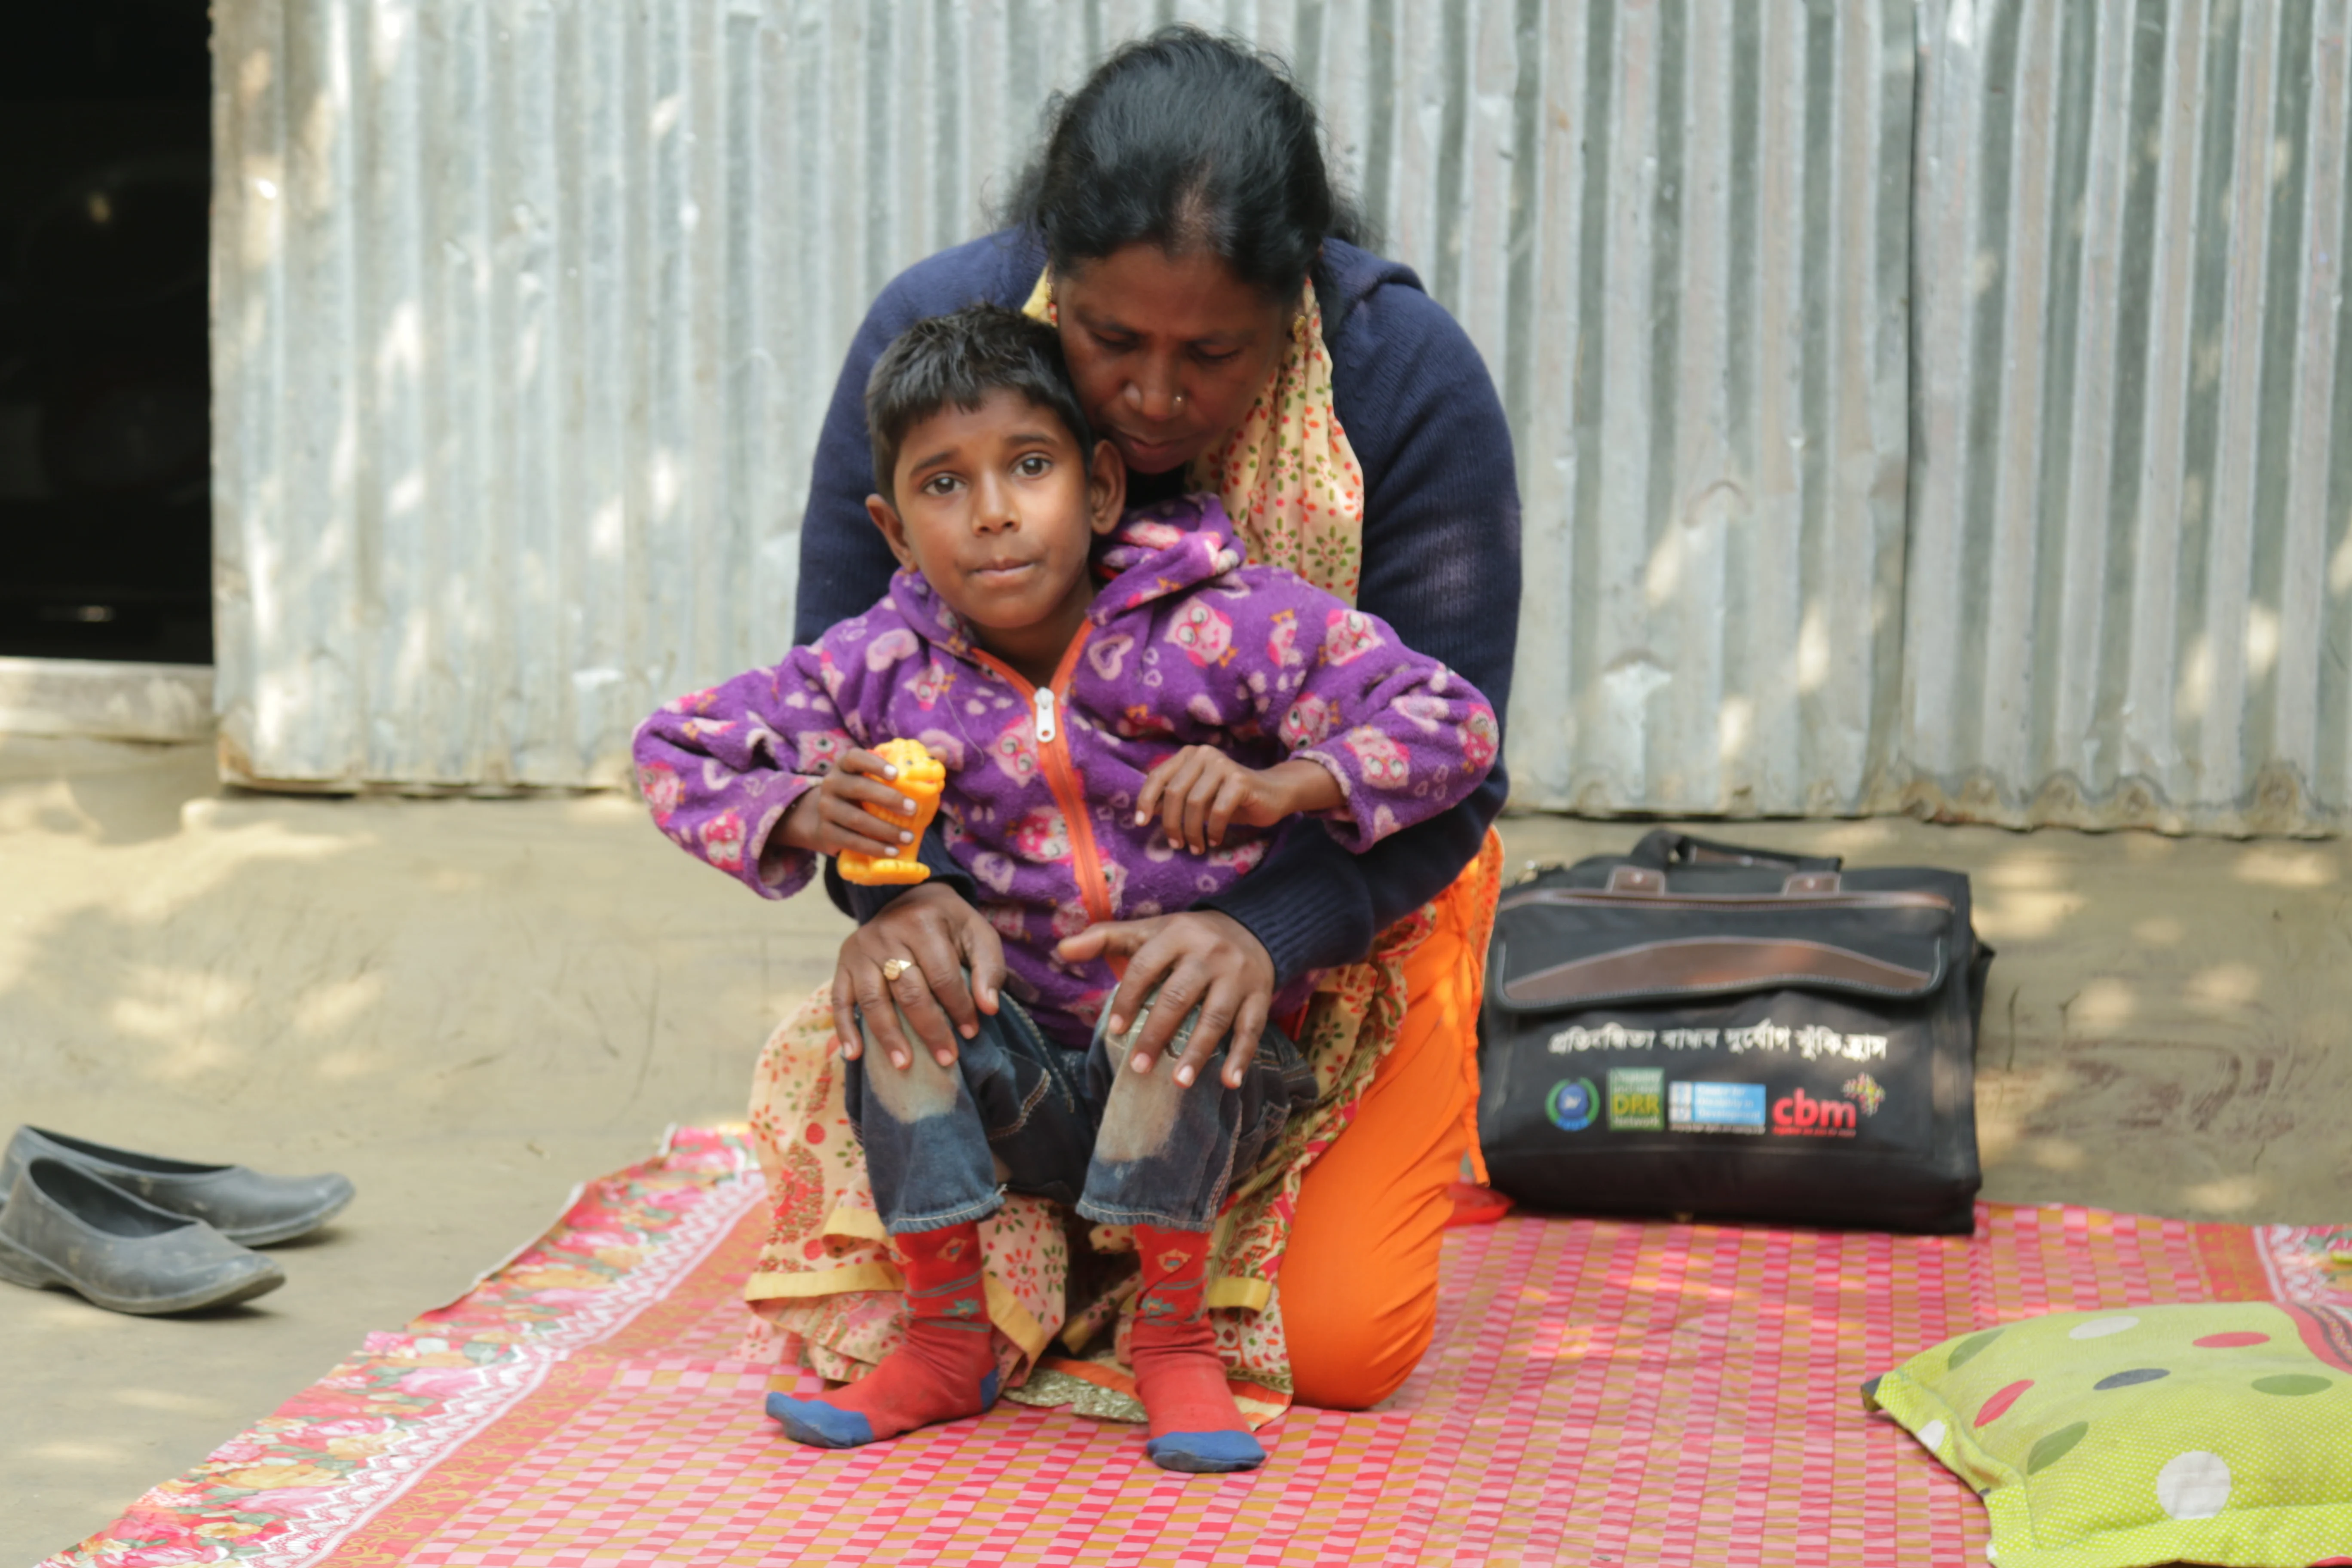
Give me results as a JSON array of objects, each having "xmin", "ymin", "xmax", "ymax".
[{"xmin": 0, "ymin": 735, "xmax": 848, "ymax": 1560}]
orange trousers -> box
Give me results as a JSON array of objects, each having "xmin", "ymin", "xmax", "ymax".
[{"xmin": 1279, "ymin": 843, "xmax": 1494, "ymax": 1411}]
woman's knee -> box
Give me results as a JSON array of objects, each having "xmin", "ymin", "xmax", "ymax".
[
  {"xmin": 1285, "ymin": 1274, "xmax": 1439, "ymax": 1410},
  {"xmin": 1277, "ymin": 1038, "xmax": 1462, "ymax": 1409}
]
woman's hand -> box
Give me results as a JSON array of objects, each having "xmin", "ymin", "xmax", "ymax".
[
  {"xmin": 781, "ymin": 748, "xmax": 923, "ymax": 860},
  {"xmin": 1055, "ymin": 911, "xmax": 1276, "ymax": 1090},
  {"xmin": 833, "ymin": 882, "xmax": 1008, "ymax": 1072},
  {"xmin": 1134, "ymin": 750, "xmax": 1343, "ymax": 854}
]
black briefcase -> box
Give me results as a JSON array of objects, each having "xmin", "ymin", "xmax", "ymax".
[{"xmin": 1476, "ymin": 830, "xmax": 1991, "ymax": 1234}]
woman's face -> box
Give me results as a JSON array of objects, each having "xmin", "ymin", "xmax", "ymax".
[{"xmin": 1054, "ymin": 244, "xmax": 1292, "ymax": 475}]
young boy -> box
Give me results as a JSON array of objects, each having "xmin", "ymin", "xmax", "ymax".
[{"xmin": 635, "ymin": 306, "xmax": 1498, "ymax": 1472}]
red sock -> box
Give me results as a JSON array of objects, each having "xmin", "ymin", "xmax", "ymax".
[
  {"xmin": 766, "ymin": 1222, "xmax": 998, "ymax": 1448},
  {"xmin": 1129, "ymin": 1224, "xmax": 1259, "ymax": 1469}
]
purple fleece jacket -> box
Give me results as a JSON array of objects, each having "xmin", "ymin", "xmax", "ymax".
[
  {"xmin": 792, "ymin": 232, "xmax": 1522, "ymax": 988},
  {"xmin": 635, "ymin": 494, "xmax": 1498, "ymax": 1046}
]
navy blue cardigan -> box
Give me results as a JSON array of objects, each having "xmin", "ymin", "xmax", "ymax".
[{"xmin": 795, "ymin": 230, "xmax": 1522, "ymax": 987}]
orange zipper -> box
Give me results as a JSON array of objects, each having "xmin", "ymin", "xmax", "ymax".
[{"xmin": 974, "ymin": 628, "xmax": 1114, "ymax": 929}]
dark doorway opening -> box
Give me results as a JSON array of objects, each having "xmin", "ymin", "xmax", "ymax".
[{"xmin": 0, "ymin": 3, "xmax": 211, "ymax": 664}]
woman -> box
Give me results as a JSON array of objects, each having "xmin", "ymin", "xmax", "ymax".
[{"xmin": 746, "ymin": 27, "xmax": 1520, "ymax": 1416}]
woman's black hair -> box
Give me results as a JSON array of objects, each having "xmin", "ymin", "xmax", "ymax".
[{"xmin": 1005, "ymin": 26, "xmax": 1364, "ymax": 304}]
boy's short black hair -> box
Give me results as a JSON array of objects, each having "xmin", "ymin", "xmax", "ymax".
[{"xmin": 864, "ymin": 304, "xmax": 1095, "ymax": 502}]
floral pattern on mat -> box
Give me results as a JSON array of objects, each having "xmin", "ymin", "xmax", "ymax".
[{"xmin": 41, "ymin": 1128, "xmax": 760, "ymax": 1568}]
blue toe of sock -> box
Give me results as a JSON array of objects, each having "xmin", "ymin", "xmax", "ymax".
[
  {"xmin": 765, "ymin": 1392, "xmax": 878, "ymax": 1449},
  {"xmin": 980, "ymin": 1367, "xmax": 1002, "ymax": 1411},
  {"xmin": 1145, "ymin": 1428, "xmax": 1267, "ymax": 1473}
]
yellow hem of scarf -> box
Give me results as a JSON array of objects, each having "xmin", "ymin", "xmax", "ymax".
[
  {"xmin": 1205, "ymin": 1276, "xmax": 1272, "ymax": 1311},
  {"xmin": 746, "ymin": 1203, "xmax": 1053, "ymax": 1360},
  {"xmin": 744, "ymin": 1262, "xmax": 902, "ymax": 1301}
]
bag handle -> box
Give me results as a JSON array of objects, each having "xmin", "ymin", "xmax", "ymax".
[{"xmin": 1626, "ymin": 829, "xmax": 1843, "ymax": 873}]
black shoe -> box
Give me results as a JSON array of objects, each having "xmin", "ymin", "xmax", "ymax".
[
  {"xmin": 0, "ymin": 1158, "xmax": 285, "ymax": 1314},
  {"xmin": 0, "ymin": 1127, "xmax": 354, "ymax": 1246}
]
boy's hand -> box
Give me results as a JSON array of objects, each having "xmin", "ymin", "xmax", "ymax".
[
  {"xmin": 1134, "ymin": 750, "xmax": 1343, "ymax": 855},
  {"xmin": 781, "ymin": 747, "xmax": 925, "ymax": 860},
  {"xmin": 1056, "ymin": 911, "xmax": 1275, "ymax": 1090}
]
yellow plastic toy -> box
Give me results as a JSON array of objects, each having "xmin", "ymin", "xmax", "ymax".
[{"xmin": 837, "ymin": 737, "xmax": 946, "ymax": 885}]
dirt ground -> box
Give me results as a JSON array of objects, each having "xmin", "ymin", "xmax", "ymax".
[{"xmin": 4, "ymin": 734, "xmax": 2345, "ymax": 1559}]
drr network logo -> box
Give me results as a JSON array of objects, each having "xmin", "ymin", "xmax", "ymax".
[{"xmin": 1608, "ymin": 1067, "xmax": 1664, "ymax": 1131}]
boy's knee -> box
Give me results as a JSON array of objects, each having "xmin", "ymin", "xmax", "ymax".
[
  {"xmin": 1092, "ymin": 1048, "xmax": 1188, "ymax": 1163},
  {"xmin": 853, "ymin": 1044, "xmax": 963, "ymax": 1126}
]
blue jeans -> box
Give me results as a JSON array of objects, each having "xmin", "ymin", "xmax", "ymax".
[{"xmin": 845, "ymin": 994, "xmax": 1318, "ymax": 1234}]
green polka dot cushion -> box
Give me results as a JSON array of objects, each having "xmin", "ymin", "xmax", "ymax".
[{"xmin": 1864, "ymin": 1302, "xmax": 2352, "ymax": 1567}]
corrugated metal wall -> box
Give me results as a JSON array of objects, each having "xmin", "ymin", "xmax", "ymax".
[
  {"xmin": 1901, "ymin": 0, "xmax": 2352, "ymax": 834},
  {"xmin": 1510, "ymin": 0, "xmax": 1914, "ymax": 816},
  {"xmin": 212, "ymin": 0, "xmax": 2352, "ymax": 836},
  {"xmin": 211, "ymin": 0, "xmax": 1918, "ymax": 804},
  {"xmin": 214, "ymin": 0, "xmax": 1063, "ymax": 787}
]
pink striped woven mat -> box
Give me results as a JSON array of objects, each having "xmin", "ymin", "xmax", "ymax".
[{"xmin": 45, "ymin": 1128, "xmax": 2351, "ymax": 1566}]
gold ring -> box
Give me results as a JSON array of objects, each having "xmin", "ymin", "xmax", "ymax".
[{"xmin": 879, "ymin": 957, "xmax": 914, "ymax": 982}]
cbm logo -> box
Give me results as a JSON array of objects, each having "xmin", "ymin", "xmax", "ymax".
[
  {"xmin": 1771, "ymin": 1087, "xmax": 1858, "ymax": 1137},
  {"xmin": 1547, "ymin": 1078, "xmax": 1597, "ymax": 1132}
]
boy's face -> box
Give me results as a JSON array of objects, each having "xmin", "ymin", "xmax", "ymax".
[{"xmin": 867, "ymin": 389, "xmax": 1125, "ymax": 671}]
